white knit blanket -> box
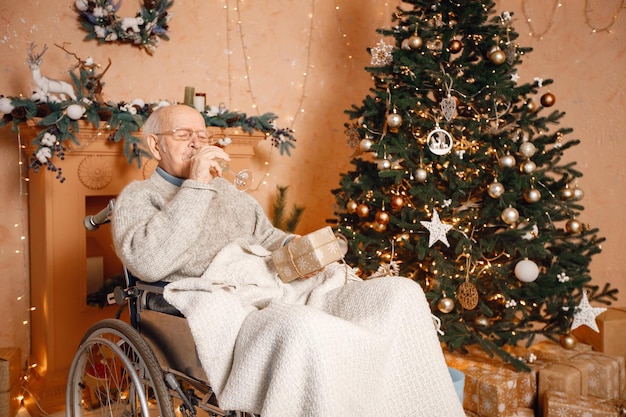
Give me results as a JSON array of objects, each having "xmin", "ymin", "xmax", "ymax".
[{"xmin": 164, "ymin": 239, "xmax": 465, "ymax": 417}]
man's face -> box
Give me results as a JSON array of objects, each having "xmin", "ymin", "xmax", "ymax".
[{"xmin": 147, "ymin": 105, "xmax": 207, "ymax": 178}]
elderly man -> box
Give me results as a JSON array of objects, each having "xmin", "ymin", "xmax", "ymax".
[{"xmin": 112, "ymin": 104, "xmax": 465, "ymax": 417}]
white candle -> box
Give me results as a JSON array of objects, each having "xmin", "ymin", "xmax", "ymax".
[{"xmin": 194, "ymin": 93, "xmax": 206, "ymax": 112}]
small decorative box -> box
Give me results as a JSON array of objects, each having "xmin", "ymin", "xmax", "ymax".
[{"xmin": 271, "ymin": 226, "xmax": 344, "ymax": 282}]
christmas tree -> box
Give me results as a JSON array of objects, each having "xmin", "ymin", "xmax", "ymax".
[{"xmin": 333, "ymin": 0, "xmax": 617, "ymax": 370}]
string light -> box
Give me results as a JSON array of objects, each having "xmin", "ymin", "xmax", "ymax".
[
  {"xmin": 583, "ymin": 0, "xmax": 625, "ymax": 33},
  {"xmin": 521, "ymin": 0, "xmax": 562, "ymax": 39}
]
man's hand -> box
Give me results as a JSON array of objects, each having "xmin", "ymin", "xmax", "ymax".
[{"xmin": 189, "ymin": 145, "xmax": 232, "ymax": 184}]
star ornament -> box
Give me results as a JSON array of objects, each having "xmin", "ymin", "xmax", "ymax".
[
  {"xmin": 420, "ymin": 209, "xmax": 453, "ymax": 247},
  {"xmin": 571, "ymin": 291, "xmax": 607, "ymax": 333}
]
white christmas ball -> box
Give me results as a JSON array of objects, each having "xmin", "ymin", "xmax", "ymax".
[
  {"xmin": 66, "ymin": 104, "xmax": 85, "ymax": 120},
  {"xmin": 359, "ymin": 138, "xmax": 373, "ymax": 152},
  {"xmin": 414, "ymin": 167, "xmax": 428, "ymax": 183},
  {"xmin": 0, "ymin": 97, "xmax": 14, "ymax": 114},
  {"xmin": 573, "ymin": 186, "xmax": 585, "ymax": 200},
  {"xmin": 377, "ymin": 158, "xmax": 392, "ymax": 171},
  {"xmin": 130, "ymin": 98, "xmax": 146, "ymax": 108},
  {"xmin": 515, "ymin": 259, "xmax": 539, "ymax": 283}
]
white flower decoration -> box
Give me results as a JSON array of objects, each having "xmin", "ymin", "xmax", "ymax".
[
  {"xmin": 36, "ymin": 147, "xmax": 52, "ymax": 163},
  {"xmin": 505, "ymin": 299, "xmax": 517, "ymax": 308},
  {"xmin": 557, "ymin": 272, "xmax": 570, "ymax": 283},
  {"xmin": 40, "ymin": 132, "xmax": 56, "ymax": 147}
]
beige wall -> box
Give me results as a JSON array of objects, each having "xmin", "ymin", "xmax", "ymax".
[{"xmin": 1, "ymin": 0, "xmax": 625, "ymax": 359}]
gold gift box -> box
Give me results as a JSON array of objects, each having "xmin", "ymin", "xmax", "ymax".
[
  {"xmin": 271, "ymin": 226, "xmax": 344, "ymax": 282},
  {"xmin": 543, "ymin": 390, "xmax": 619, "ymax": 417},
  {"xmin": 573, "ymin": 308, "xmax": 626, "ymax": 356}
]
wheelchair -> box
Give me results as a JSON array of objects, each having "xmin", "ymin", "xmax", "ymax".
[{"xmin": 66, "ymin": 199, "xmax": 256, "ymax": 417}]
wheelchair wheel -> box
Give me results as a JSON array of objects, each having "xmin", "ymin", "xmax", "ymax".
[{"xmin": 66, "ymin": 319, "xmax": 174, "ymax": 417}]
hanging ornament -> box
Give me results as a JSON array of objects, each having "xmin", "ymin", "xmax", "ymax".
[
  {"xmin": 540, "ymin": 92, "xmax": 556, "ymax": 107},
  {"xmin": 457, "ymin": 281, "xmax": 479, "ymax": 310},
  {"xmin": 573, "ymin": 185, "xmax": 585, "ymax": 200},
  {"xmin": 390, "ymin": 195, "xmax": 405, "ymax": 211},
  {"xmin": 420, "ymin": 209, "xmax": 453, "ymax": 247},
  {"xmin": 519, "ymin": 141, "xmax": 537, "ymax": 158},
  {"xmin": 566, "ymin": 218, "xmax": 582, "ymax": 234},
  {"xmin": 437, "ymin": 297, "xmax": 455, "ymax": 313},
  {"xmin": 375, "ymin": 210, "xmax": 391, "ymax": 225},
  {"xmin": 526, "ymin": 100, "xmax": 537, "ymax": 112},
  {"xmin": 386, "ymin": 111, "xmax": 403, "ymax": 132},
  {"xmin": 559, "ymin": 333, "xmax": 577, "ymax": 350},
  {"xmin": 407, "ymin": 34, "xmax": 423, "ymax": 50},
  {"xmin": 370, "ymin": 39, "xmax": 395, "ymax": 67},
  {"xmin": 377, "ymin": 158, "xmax": 392, "ymax": 171},
  {"xmin": 334, "ymin": 233, "xmax": 349, "ymax": 256},
  {"xmin": 487, "ymin": 45, "xmax": 506, "ymax": 65},
  {"xmin": 440, "ymin": 95, "xmax": 457, "ymax": 122},
  {"xmin": 520, "ymin": 160, "xmax": 536, "ymax": 174},
  {"xmin": 560, "ymin": 185, "xmax": 574, "ymax": 200},
  {"xmin": 520, "ymin": 222, "xmax": 539, "ymax": 240},
  {"xmin": 501, "ymin": 206, "xmax": 519, "ymax": 225},
  {"xmin": 571, "ymin": 291, "xmax": 606, "ymax": 332},
  {"xmin": 372, "ymin": 222, "xmax": 387, "ymax": 232},
  {"xmin": 487, "ymin": 181, "xmax": 505, "ymax": 198},
  {"xmin": 359, "ymin": 138, "xmax": 373, "ymax": 152},
  {"xmin": 448, "ymin": 39, "xmax": 463, "ymax": 54},
  {"xmin": 414, "ymin": 167, "xmax": 428, "ymax": 183},
  {"xmin": 499, "ymin": 153, "xmax": 516, "ymax": 168},
  {"xmin": 66, "ymin": 104, "xmax": 85, "ymax": 120},
  {"xmin": 514, "ymin": 258, "xmax": 540, "ymax": 283},
  {"xmin": 356, "ymin": 203, "xmax": 370, "ymax": 218},
  {"xmin": 346, "ymin": 200, "xmax": 358, "ymax": 214},
  {"xmin": 0, "ymin": 97, "xmax": 14, "ymax": 114},
  {"xmin": 427, "ymin": 123, "xmax": 453, "ymax": 155},
  {"xmin": 474, "ymin": 316, "xmax": 490, "ymax": 327},
  {"xmin": 524, "ymin": 188, "xmax": 542, "ymax": 203}
]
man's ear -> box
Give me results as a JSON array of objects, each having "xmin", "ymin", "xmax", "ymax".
[{"xmin": 146, "ymin": 134, "xmax": 162, "ymax": 161}]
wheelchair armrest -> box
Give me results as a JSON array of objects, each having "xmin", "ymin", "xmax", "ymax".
[{"xmin": 136, "ymin": 280, "xmax": 184, "ymax": 317}]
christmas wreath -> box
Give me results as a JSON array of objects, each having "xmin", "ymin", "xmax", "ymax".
[{"xmin": 74, "ymin": 0, "xmax": 174, "ymax": 55}]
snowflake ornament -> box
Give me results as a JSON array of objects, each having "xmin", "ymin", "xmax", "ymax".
[
  {"xmin": 571, "ymin": 291, "xmax": 606, "ymax": 332},
  {"xmin": 370, "ymin": 261, "xmax": 400, "ymax": 278},
  {"xmin": 370, "ymin": 39, "xmax": 394, "ymax": 67},
  {"xmin": 420, "ymin": 209, "xmax": 453, "ymax": 247}
]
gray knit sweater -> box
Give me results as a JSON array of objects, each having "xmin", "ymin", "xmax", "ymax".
[{"xmin": 112, "ymin": 171, "xmax": 293, "ymax": 282}]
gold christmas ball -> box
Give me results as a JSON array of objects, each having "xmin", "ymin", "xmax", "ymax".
[
  {"xmin": 387, "ymin": 112, "xmax": 403, "ymax": 129},
  {"xmin": 540, "ymin": 92, "xmax": 556, "ymax": 107},
  {"xmin": 346, "ymin": 200, "xmax": 358, "ymax": 214},
  {"xmin": 560, "ymin": 186, "xmax": 574, "ymax": 200},
  {"xmin": 499, "ymin": 154, "xmax": 516, "ymax": 168},
  {"xmin": 524, "ymin": 188, "xmax": 542, "ymax": 203},
  {"xmin": 487, "ymin": 181, "xmax": 505, "ymax": 198},
  {"xmin": 372, "ymin": 221, "xmax": 387, "ymax": 232},
  {"xmin": 356, "ymin": 203, "xmax": 370, "ymax": 218},
  {"xmin": 474, "ymin": 316, "xmax": 490, "ymax": 327},
  {"xmin": 359, "ymin": 138, "xmax": 373, "ymax": 152},
  {"xmin": 377, "ymin": 158, "xmax": 392, "ymax": 171},
  {"xmin": 437, "ymin": 297, "xmax": 455, "ymax": 314},
  {"xmin": 559, "ymin": 333, "xmax": 577, "ymax": 350},
  {"xmin": 487, "ymin": 45, "xmax": 506, "ymax": 65},
  {"xmin": 408, "ymin": 35, "xmax": 423, "ymax": 50},
  {"xmin": 566, "ymin": 219, "xmax": 582, "ymax": 234},
  {"xmin": 520, "ymin": 160, "xmax": 537, "ymax": 174},
  {"xmin": 390, "ymin": 195, "xmax": 405, "ymax": 211},
  {"xmin": 526, "ymin": 100, "xmax": 537, "ymax": 112},
  {"xmin": 448, "ymin": 39, "xmax": 463, "ymax": 54},
  {"xmin": 501, "ymin": 206, "xmax": 519, "ymax": 225},
  {"xmin": 414, "ymin": 167, "xmax": 428, "ymax": 183},
  {"xmin": 375, "ymin": 210, "xmax": 391, "ymax": 225}
]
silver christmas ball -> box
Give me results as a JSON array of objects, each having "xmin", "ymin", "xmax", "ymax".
[
  {"xmin": 514, "ymin": 259, "xmax": 540, "ymax": 283},
  {"xmin": 414, "ymin": 167, "xmax": 428, "ymax": 183},
  {"xmin": 488, "ymin": 181, "xmax": 505, "ymax": 198},
  {"xmin": 520, "ymin": 160, "xmax": 536, "ymax": 174},
  {"xmin": 519, "ymin": 141, "xmax": 537, "ymax": 158},
  {"xmin": 524, "ymin": 188, "xmax": 542, "ymax": 203},
  {"xmin": 499, "ymin": 154, "xmax": 516, "ymax": 168},
  {"xmin": 573, "ymin": 186, "xmax": 585, "ymax": 200},
  {"xmin": 377, "ymin": 158, "xmax": 392, "ymax": 171},
  {"xmin": 437, "ymin": 297, "xmax": 455, "ymax": 314},
  {"xmin": 501, "ymin": 206, "xmax": 519, "ymax": 225},
  {"xmin": 359, "ymin": 138, "xmax": 373, "ymax": 152}
]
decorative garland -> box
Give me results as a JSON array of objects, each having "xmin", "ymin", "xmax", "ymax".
[
  {"xmin": 0, "ymin": 56, "xmax": 296, "ymax": 182},
  {"xmin": 74, "ymin": 0, "xmax": 174, "ymax": 55}
]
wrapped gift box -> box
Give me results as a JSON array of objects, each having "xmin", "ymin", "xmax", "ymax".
[
  {"xmin": 536, "ymin": 358, "xmax": 589, "ymax": 415},
  {"xmin": 528, "ymin": 340, "xmax": 592, "ymax": 361},
  {"xmin": 571, "ymin": 352, "xmax": 625, "ymax": 400},
  {"xmin": 271, "ymin": 226, "xmax": 344, "ymax": 282},
  {"xmin": 543, "ymin": 390, "xmax": 619, "ymax": 417},
  {"xmin": 444, "ymin": 351, "xmax": 521, "ymax": 416},
  {"xmin": 0, "ymin": 348, "xmax": 21, "ymax": 393},
  {"xmin": 572, "ymin": 307, "xmax": 626, "ymax": 356}
]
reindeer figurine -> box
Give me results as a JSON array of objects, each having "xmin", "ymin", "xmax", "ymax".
[{"xmin": 27, "ymin": 43, "xmax": 77, "ymax": 102}]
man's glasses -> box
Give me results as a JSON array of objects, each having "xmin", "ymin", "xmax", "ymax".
[{"xmin": 155, "ymin": 128, "xmax": 214, "ymax": 144}]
